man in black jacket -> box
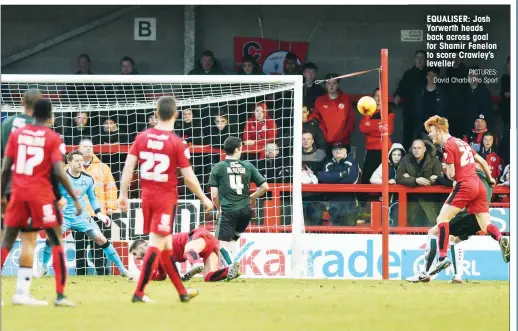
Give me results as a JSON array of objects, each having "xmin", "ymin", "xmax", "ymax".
[
  {"xmin": 414, "ymin": 67, "xmax": 448, "ymax": 138},
  {"xmin": 393, "ymin": 50, "xmax": 427, "ymax": 149},
  {"xmin": 302, "ymin": 106, "xmax": 327, "ymax": 151},
  {"xmin": 466, "ymin": 66, "xmax": 493, "ymax": 134},
  {"xmin": 302, "ymin": 63, "xmax": 326, "ymax": 110}
]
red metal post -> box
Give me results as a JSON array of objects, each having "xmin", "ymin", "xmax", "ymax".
[{"xmin": 381, "ymin": 49, "xmax": 390, "ymax": 280}]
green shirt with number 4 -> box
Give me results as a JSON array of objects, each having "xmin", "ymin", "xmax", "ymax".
[{"xmin": 209, "ymin": 159, "xmax": 266, "ymax": 212}]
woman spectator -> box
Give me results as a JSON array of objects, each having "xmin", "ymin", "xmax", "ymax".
[
  {"xmin": 370, "ymin": 143, "xmax": 406, "ymax": 225},
  {"xmin": 359, "ymin": 88, "xmax": 395, "ymax": 184},
  {"xmin": 242, "ymin": 102, "xmax": 278, "ymax": 156},
  {"xmin": 479, "ymin": 132, "xmax": 501, "ymax": 180},
  {"xmin": 237, "ymin": 55, "xmax": 262, "ymax": 75}
]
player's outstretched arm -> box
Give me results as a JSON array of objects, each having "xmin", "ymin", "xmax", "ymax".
[
  {"xmin": 473, "ymin": 153, "xmax": 495, "ymax": 185},
  {"xmin": 52, "ymin": 162, "xmax": 82, "ymax": 216},
  {"xmin": 118, "ymin": 154, "xmax": 138, "ymax": 211},
  {"xmin": 180, "ymin": 166, "xmax": 213, "ymax": 211},
  {"xmin": 210, "ymin": 187, "xmax": 221, "ymax": 214},
  {"xmin": 86, "ymin": 177, "xmax": 111, "ymax": 226}
]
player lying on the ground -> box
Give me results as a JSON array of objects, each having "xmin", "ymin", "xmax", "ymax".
[
  {"xmin": 118, "ymin": 96, "xmax": 213, "ymax": 303},
  {"xmin": 424, "ymin": 115, "xmax": 509, "ymax": 273},
  {"xmin": 39, "ymin": 150, "xmax": 130, "ymax": 277},
  {"xmin": 128, "ymin": 228, "xmax": 241, "ymax": 282},
  {"xmin": 209, "ymin": 137, "xmax": 269, "ymax": 266},
  {"xmin": 1, "ymin": 99, "xmax": 81, "ymax": 306},
  {"xmin": 406, "ymin": 166, "xmax": 508, "ymax": 283}
]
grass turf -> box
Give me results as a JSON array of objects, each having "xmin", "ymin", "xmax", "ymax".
[{"xmin": 1, "ymin": 277, "xmax": 509, "ymax": 331}]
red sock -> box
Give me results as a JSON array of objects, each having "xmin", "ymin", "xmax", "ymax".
[
  {"xmin": 204, "ymin": 267, "xmax": 229, "ymax": 282},
  {"xmin": 183, "ymin": 249, "xmax": 200, "ymax": 265},
  {"xmin": 135, "ymin": 246, "xmax": 160, "ymax": 297},
  {"xmin": 51, "ymin": 246, "xmax": 67, "ymax": 295},
  {"xmin": 486, "ymin": 224, "xmax": 502, "ymax": 241},
  {"xmin": 1, "ymin": 247, "xmax": 10, "ymax": 269},
  {"xmin": 438, "ymin": 223, "xmax": 450, "ymax": 258},
  {"xmin": 160, "ymin": 250, "xmax": 187, "ymax": 296}
]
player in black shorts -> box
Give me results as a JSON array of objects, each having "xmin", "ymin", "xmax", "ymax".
[
  {"xmin": 209, "ymin": 137, "xmax": 269, "ymax": 265},
  {"xmin": 407, "ymin": 167, "xmax": 508, "ymax": 284}
]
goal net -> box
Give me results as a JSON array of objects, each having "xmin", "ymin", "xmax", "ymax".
[{"xmin": 1, "ymin": 74, "xmax": 305, "ymax": 278}]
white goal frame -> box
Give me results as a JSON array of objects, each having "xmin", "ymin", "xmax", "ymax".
[{"xmin": 1, "ymin": 74, "xmax": 305, "ymax": 278}]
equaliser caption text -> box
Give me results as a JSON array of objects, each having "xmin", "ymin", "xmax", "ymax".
[{"xmin": 425, "ymin": 15, "xmax": 497, "ymax": 68}]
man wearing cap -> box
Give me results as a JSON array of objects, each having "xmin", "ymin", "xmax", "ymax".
[
  {"xmin": 312, "ymin": 74, "xmax": 355, "ymax": 155},
  {"xmin": 302, "ymin": 62, "xmax": 325, "ymax": 110},
  {"xmin": 317, "ymin": 142, "xmax": 360, "ymax": 225},
  {"xmin": 466, "ymin": 65, "xmax": 492, "ymax": 134},
  {"xmin": 463, "ymin": 114, "xmax": 494, "ymax": 153}
]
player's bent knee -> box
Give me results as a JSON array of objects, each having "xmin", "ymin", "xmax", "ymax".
[
  {"xmin": 46, "ymin": 228, "xmax": 61, "ymax": 246},
  {"xmin": 428, "ymin": 226, "xmax": 439, "ymax": 236}
]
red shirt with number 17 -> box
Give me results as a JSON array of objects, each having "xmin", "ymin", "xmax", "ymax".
[
  {"xmin": 4, "ymin": 124, "xmax": 65, "ymax": 202},
  {"xmin": 129, "ymin": 128, "xmax": 191, "ymax": 201},
  {"xmin": 442, "ymin": 136, "xmax": 478, "ymax": 182}
]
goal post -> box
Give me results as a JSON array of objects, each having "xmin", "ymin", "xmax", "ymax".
[
  {"xmin": 380, "ymin": 49, "xmax": 390, "ymax": 280},
  {"xmin": 1, "ymin": 74, "xmax": 305, "ymax": 278}
]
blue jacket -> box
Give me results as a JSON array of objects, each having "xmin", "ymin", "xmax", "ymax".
[{"xmin": 318, "ymin": 155, "xmax": 360, "ymax": 184}]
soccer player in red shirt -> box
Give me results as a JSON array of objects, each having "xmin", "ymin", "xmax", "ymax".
[
  {"xmin": 118, "ymin": 96, "xmax": 214, "ymax": 303},
  {"xmin": 424, "ymin": 115, "xmax": 509, "ymax": 273},
  {"xmin": 1, "ymin": 99, "xmax": 82, "ymax": 306},
  {"xmin": 129, "ymin": 228, "xmax": 241, "ymax": 283}
]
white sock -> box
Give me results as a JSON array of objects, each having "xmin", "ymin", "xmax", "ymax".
[
  {"xmin": 15, "ymin": 267, "xmax": 33, "ymax": 297},
  {"xmin": 219, "ymin": 240, "xmax": 235, "ymax": 266},
  {"xmin": 452, "ymin": 242, "xmax": 464, "ymax": 278}
]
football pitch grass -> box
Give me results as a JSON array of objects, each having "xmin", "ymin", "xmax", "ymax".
[{"xmin": 1, "ymin": 277, "xmax": 509, "ymax": 331}]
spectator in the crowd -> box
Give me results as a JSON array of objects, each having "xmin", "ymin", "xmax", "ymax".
[
  {"xmin": 317, "ymin": 143, "xmax": 360, "ymax": 225},
  {"xmin": 370, "ymin": 143, "xmax": 406, "ymax": 225},
  {"xmin": 256, "ymin": 142, "xmax": 291, "ymax": 183},
  {"xmin": 370, "ymin": 143, "xmax": 405, "ymax": 185},
  {"xmin": 283, "ymin": 52, "xmax": 300, "ymax": 75},
  {"xmin": 396, "ymin": 139, "xmax": 442, "ymax": 226},
  {"xmin": 312, "ymin": 74, "xmax": 355, "ymax": 153},
  {"xmin": 393, "ymin": 50, "xmax": 427, "ymax": 149},
  {"xmin": 174, "ymin": 108, "xmax": 203, "ymax": 145},
  {"xmin": 463, "ymin": 114, "xmax": 491, "ymax": 153},
  {"xmin": 147, "ymin": 112, "xmax": 157, "ymax": 129},
  {"xmin": 302, "ymin": 105, "xmax": 327, "ymax": 151},
  {"xmin": 444, "ymin": 50, "xmax": 469, "ymax": 138},
  {"xmin": 65, "ymin": 111, "xmax": 92, "ymax": 145},
  {"xmin": 237, "ymin": 55, "xmax": 262, "ymax": 75},
  {"xmin": 466, "ymin": 65, "xmax": 492, "ymax": 133},
  {"xmin": 75, "ymin": 139, "xmax": 118, "ymax": 275},
  {"xmin": 301, "ymin": 131, "xmax": 327, "ymax": 225},
  {"xmin": 479, "ymin": 131, "xmax": 501, "ymax": 180},
  {"xmin": 302, "ymin": 62, "xmax": 325, "ymax": 110},
  {"xmin": 415, "ymin": 67, "xmax": 447, "ymax": 138},
  {"xmin": 95, "ymin": 117, "xmax": 127, "ymax": 145},
  {"xmin": 188, "ymin": 50, "xmax": 224, "ymax": 75},
  {"xmin": 120, "ymin": 56, "xmax": 137, "ymax": 75},
  {"xmin": 500, "ymin": 56, "xmax": 510, "ymax": 129},
  {"xmin": 76, "ymin": 53, "xmax": 93, "ymax": 75},
  {"xmin": 496, "ymin": 164, "xmax": 510, "ymax": 203},
  {"xmin": 359, "ymin": 88, "xmax": 395, "ymax": 184},
  {"xmin": 203, "ymin": 111, "xmax": 232, "ymax": 148},
  {"xmin": 302, "ymin": 131, "xmax": 327, "ymax": 173},
  {"xmin": 243, "ymin": 102, "xmax": 278, "ymax": 151}
]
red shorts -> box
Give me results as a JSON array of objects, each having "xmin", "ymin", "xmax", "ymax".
[
  {"xmin": 446, "ymin": 179, "xmax": 489, "ymax": 214},
  {"xmin": 4, "ymin": 200, "xmax": 61, "ymax": 230},
  {"xmin": 141, "ymin": 199, "xmax": 177, "ymax": 236},
  {"xmin": 190, "ymin": 228, "xmax": 219, "ymax": 260}
]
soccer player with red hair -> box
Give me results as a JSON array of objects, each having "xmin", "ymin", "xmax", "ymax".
[{"xmin": 424, "ymin": 115, "xmax": 509, "ymax": 275}]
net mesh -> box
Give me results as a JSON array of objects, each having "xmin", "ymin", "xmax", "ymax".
[{"xmin": 1, "ymin": 76, "xmax": 301, "ymax": 277}]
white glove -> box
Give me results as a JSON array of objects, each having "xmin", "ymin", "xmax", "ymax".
[{"xmin": 96, "ymin": 212, "xmax": 111, "ymax": 227}]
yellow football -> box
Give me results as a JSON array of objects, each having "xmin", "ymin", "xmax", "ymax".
[{"xmin": 357, "ymin": 96, "xmax": 377, "ymax": 116}]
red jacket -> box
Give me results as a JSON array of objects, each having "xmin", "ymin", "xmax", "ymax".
[
  {"xmin": 312, "ymin": 91, "xmax": 355, "ymax": 145},
  {"xmin": 359, "ymin": 110, "xmax": 394, "ymax": 150},
  {"xmin": 483, "ymin": 151, "xmax": 501, "ymax": 180},
  {"xmin": 242, "ymin": 103, "xmax": 277, "ymax": 143}
]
